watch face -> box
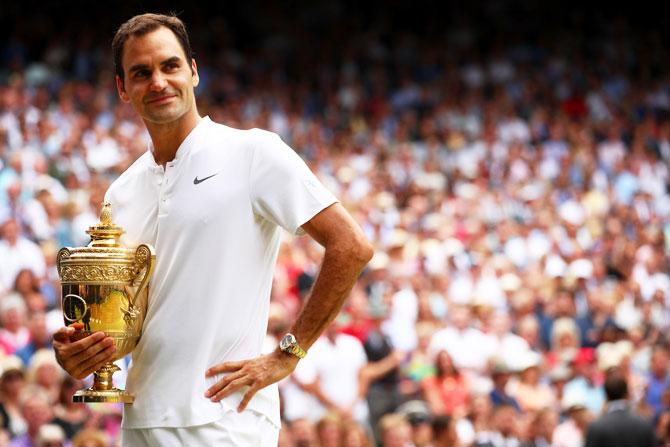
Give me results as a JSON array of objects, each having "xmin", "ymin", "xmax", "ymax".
[{"xmin": 280, "ymin": 334, "xmax": 295, "ymax": 350}]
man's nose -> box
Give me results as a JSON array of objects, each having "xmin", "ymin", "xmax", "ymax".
[{"xmin": 150, "ymin": 72, "xmax": 168, "ymax": 91}]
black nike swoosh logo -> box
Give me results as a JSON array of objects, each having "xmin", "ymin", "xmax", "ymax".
[{"xmin": 193, "ymin": 173, "xmax": 218, "ymax": 185}]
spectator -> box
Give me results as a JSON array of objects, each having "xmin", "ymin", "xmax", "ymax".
[
  {"xmin": 71, "ymin": 428, "xmax": 107, "ymax": 447},
  {"xmin": 0, "ymin": 296, "xmax": 29, "ymax": 357},
  {"xmin": 432, "ymin": 415, "xmax": 458, "ymax": 447},
  {"xmin": 488, "ymin": 360, "xmax": 521, "ymax": 412},
  {"xmin": 341, "ymin": 420, "xmax": 373, "ymax": 447},
  {"xmin": 287, "ymin": 418, "xmax": 318, "ymax": 447},
  {"xmin": 422, "ymin": 350, "xmax": 470, "ymax": 417},
  {"xmin": 398, "ymin": 400, "xmax": 433, "ymax": 447},
  {"xmin": 33, "ymin": 424, "xmax": 66, "ymax": 447},
  {"xmin": 8, "ymin": 387, "xmax": 54, "ymax": 447},
  {"xmin": 553, "ymin": 393, "xmax": 592, "ymax": 447},
  {"xmin": 0, "ymin": 220, "xmax": 45, "ymax": 293},
  {"xmin": 508, "ymin": 351, "xmax": 555, "ymax": 412},
  {"xmin": 361, "ymin": 296, "xmax": 402, "ymax": 440},
  {"xmin": 26, "ymin": 350, "xmax": 62, "ymax": 405},
  {"xmin": 645, "ymin": 345, "xmax": 670, "ymax": 418},
  {"xmin": 520, "ymin": 408, "xmax": 558, "ymax": 447},
  {"xmin": 0, "ymin": 357, "xmax": 26, "ymax": 438},
  {"xmin": 585, "ymin": 368, "xmax": 656, "ymax": 447},
  {"xmin": 473, "ymin": 403, "xmax": 520, "ymax": 447},
  {"xmin": 15, "ymin": 313, "xmax": 51, "ymax": 367},
  {"xmin": 378, "ymin": 413, "xmax": 412, "ymax": 447},
  {"xmin": 316, "ymin": 413, "xmax": 342, "ymax": 447},
  {"xmin": 52, "ymin": 377, "xmax": 89, "ymax": 441},
  {"xmin": 299, "ymin": 316, "xmax": 370, "ymax": 426}
]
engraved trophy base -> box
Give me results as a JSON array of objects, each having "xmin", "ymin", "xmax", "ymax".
[{"xmin": 73, "ymin": 362, "xmax": 134, "ymax": 403}]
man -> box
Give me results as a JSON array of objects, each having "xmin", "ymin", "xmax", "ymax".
[
  {"xmin": 298, "ymin": 316, "xmax": 370, "ymax": 425},
  {"xmin": 585, "ymin": 368, "xmax": 656, "ymax": 447},
  {"xmin": 51, "ymin": 13, "xmax": 373, "ymax": 446}
]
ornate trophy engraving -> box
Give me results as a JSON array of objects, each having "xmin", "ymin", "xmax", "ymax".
[{"xmin": 57, "ymin": 202, "xmax": 155, "ymax": 403}]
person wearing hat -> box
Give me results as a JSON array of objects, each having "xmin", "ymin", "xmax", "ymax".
[
  {"xmin": 509, "ymin": 351, "xmax": 555, "ymax": 413},
  {"xmin": 553, "ymin": 391, "xmax": 592, "ymax": 447},
  {"xmin": 488, "ymin": 360, "xmax": 521, "ymax": 412},
  {"xmin": 360, "ymin": 295, "xmax": 403, "ymax": 445},
  {"xmin": 563, "ymin": 348, "xmax": 605, "ymax": 415},
  {"xmin": 397, "ymin": 400, "xmax": 433, "ymax": 447}
]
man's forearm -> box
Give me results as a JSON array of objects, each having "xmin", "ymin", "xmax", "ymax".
[{"xmin": 288, "ymin": 238, "xmax": 372, "ymax": 350}]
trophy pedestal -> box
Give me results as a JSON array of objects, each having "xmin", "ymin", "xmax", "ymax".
[{"xmin": 73, "ymin": 363, "xmax": 134, "ymax": 403}]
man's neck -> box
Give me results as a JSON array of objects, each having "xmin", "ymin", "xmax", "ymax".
[
  {"xmin": 607, "ymin": 399, "xmax": 628, "ymax": 412},
  {"xmin": 145, "ymin": 112, "xmax": 201, "ymax": 167}
]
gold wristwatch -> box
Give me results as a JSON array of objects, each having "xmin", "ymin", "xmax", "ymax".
[{"xmin": 279, "ymin": 333, "xmax": 306, "ymax": 359}]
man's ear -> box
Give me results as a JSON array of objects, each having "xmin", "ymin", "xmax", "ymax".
[
  {"xmin": 191, "ymin": 59, "xmax": 200, "ymax": 88},
  {"xmin": 116, "ymin": 75, "xmax": 130, "ymax": 103}
]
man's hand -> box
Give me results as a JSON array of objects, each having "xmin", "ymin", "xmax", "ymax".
[
  {"xmin": 52, "ymin": 323, "xmax": 116, "ymax": 379},
  {"xmin": 205, "ymin": 350, "xmax": 299, "ymax": 412}
]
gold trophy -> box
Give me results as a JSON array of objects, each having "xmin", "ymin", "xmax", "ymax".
[{"xmin": 57, "ymin": 202, "xmax": 155, "ymax": 403}]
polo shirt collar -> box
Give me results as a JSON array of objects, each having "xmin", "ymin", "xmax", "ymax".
[{"xmin": 146, "ymin": 116, "xmax": 211, "ymax": 169}]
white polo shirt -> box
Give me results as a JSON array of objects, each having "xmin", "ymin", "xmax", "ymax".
[{"xmin": 104, "ymin": 117, "xmax": 337, "ymax": 429}]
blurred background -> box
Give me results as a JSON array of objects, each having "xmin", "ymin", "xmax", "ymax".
[{"xmin": 1, "ymin": 1, "xmax": 670, "ymax": 446}]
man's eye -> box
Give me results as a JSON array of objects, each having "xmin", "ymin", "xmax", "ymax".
[
  {"xmin": 165, "ymin": 63, "xmax": 179, "ymax": 70},
  {"xmin": 134, "ymin": 70, "xmax": 150, "ymax": 78}
]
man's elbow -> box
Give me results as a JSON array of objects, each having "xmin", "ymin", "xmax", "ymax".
[{"xmin": 351, "ymin": 237, "xmax": 374, "ymax": 268}]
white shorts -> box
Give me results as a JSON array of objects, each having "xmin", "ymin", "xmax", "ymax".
[{"xmin": 121, "ymin": 410, "xmax": 279, "ymax": 446}]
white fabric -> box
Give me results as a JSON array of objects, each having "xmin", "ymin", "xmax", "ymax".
[
  {"xmin": 121, "ymin": 409, "xmax": 279, "ymax": 447},
  {"xmin": 280, "ymin": 356, "xmax": 321, "ymax": 422},
  {"xmin": 105, "ymin": 117, "xmax": 337, "ymax": 429},
  {"xmin": 303, "ymin": 333, "xmax": 369, "ymax": 424},
  {"xmin": 381, "ymin": 287, "xmax": 418, "ymax": 351}
]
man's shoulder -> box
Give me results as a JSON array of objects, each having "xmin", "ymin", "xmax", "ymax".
[
  {"xmin": 105, "ymin": 152, "xmax": 152, "ymax": 199},
  {"xmin": 592, "ymin": 409, "xmax": 654, "ymax": 431},
  {"xmin": 208, "ymin": 121, "xmax": 280, "ymax": 146}
]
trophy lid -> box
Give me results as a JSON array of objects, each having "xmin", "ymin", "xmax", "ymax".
[{"xmin": 86, "ymin": 202, "xmax": 124, "ymax": 247}]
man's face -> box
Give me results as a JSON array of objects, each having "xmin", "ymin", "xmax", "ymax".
[{"xmin": 116, "ymin": 26, "xmax": 199, "ymax": 125}]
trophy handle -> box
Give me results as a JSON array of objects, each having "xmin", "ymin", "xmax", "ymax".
[
  {"xmin": 57, "ymin": 247, "xmax": 71, "ymax": 278},
  {"xmin": 62, "ymin": 294, "xmax": 89, "ymax": 323},
  {"xmin": 131, "ymin": 244, "xmax": 155, "ymax": 306}
]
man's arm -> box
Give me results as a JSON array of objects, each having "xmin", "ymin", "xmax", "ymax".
[
  {"xmin": 358, "ymin": 350, "xmax": 404, "ymax": 396},
  {"xmin": 205, "ymin": 202, "xmax": 373, "ymax": 411}
]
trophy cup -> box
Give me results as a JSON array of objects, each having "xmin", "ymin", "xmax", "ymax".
[{"xmin": 57, "ymin": 202, "xmax": 155, "ymax": 403}]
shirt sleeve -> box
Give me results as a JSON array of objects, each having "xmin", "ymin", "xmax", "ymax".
[{"xmin": 249, "ymin": 129, "xmax": 338, "ymax": 235}]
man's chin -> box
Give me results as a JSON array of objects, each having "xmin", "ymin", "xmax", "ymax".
[{"xmin": 142, "ymin": 110, "xmax": 185, "ymax": 125}]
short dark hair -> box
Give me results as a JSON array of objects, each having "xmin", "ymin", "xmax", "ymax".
[
  {"xmin": 112, "ymin": 13, "xmax": 193, "ymax": 81},
  {"xmin": 604, "ymin": 368, "xmax": 628, "ymax": 401},
  {"xmin": 432, "ymin": 415, "xmax": 452, "ymax": 437}
]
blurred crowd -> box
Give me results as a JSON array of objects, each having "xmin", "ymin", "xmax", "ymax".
[{"xmin": 1, "ymin": 2, "xmax": 670, "ymax": 446}]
